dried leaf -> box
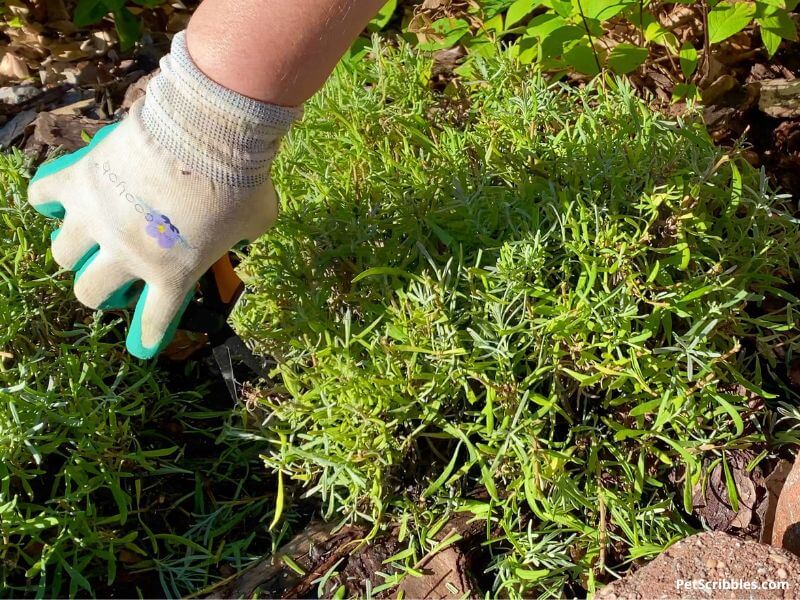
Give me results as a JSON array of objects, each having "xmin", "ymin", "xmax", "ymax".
[
  {"xmin": 166, "ymin": 11, "xmax": 190, "ymax": 33},
  {"xmin": 0, "ymin": 83, "xmax": 41, "ymax": 105},
  {"xmin": 45, "ymin": 41, "xmax": 94, "ymax": 62},
  {"xmin": 49, "ymin": 98, "xmax": 96, "ymax": 116},
  {"xmin": 693, "ymin": 459, "xmax": 757, "ymax": 531},
  {"xmin": 760, "ymin": 78, "xmax": 800, "ymax": 119},
  {"xmin": 0, "ymin": 53, "xmax": 30, "ymax": 80},
  {"xmin": 701, "ymin": 74, "xmax": 738, "ymax": 104},
  {"xmin": 0, "ymin": 109, "xmax": 36, "ymax": 148},
  {"xmin": 45, "ymin": 0, "xmax": 71, "ymax": 22},
  {"xmin": 659, "ymin": 4, "xmax": 696, "ymax": 30},
  {"xmin": 24, "ymin": 112, "xmax": 111, "ymax": 154},
  {"xmin": 122, "ymin": 71, "xmax": 157, "ymax": 109}
]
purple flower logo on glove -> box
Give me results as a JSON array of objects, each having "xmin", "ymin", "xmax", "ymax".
[{"xmin": 146, "ymin": 212, "xmax": 181, "ymax": 249}]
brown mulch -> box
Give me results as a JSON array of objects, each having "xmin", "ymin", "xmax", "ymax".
[
  {"xmin": 201, "ymin": 514, "xmax": 484, "ymax": 599},
  {"xmin": 0, "ymin": 0, "xmax": 191, "ymax": 152}
]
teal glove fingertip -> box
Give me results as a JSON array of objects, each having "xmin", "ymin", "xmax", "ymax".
[{"xmin": 126, "ymin": 286, "xmax": 194, "ymax": 360}]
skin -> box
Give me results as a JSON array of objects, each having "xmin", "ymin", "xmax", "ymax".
[{"xmin": 186, "ymin": 0, "xmax": 387, "ymax": 106}]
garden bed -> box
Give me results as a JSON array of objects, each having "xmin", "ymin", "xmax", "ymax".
[
  {"xmin": 2, "ymin": 1, "xmax": 800, "ymax": 597},
  {"xmin": 231, "ymin": 43, "xmax": 800, "ymax": 597}
]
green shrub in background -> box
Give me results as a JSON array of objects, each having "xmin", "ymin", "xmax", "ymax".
[
  {"xmin": 62, "ymin": 0, "xmax": 799, "ymax": 99},
  {"xmin": 72, "ymin": 0, "xmax": 167, "ymax": 50},
  {"xmin": 234, "ymin": 41, "xmax": 800, "ymax": 596},
  {"xmin": 374, "ymin": 0, "xmax": 798, "ymax": 99},
  {"xmin": 0, "ymin": 152, "xmax": 279, "ymax": 598}
]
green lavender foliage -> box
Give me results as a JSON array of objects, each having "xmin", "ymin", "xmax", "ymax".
[
  {"xmin": 234, "ymin": 41, "xmax": 800, "ymax": 597},
  {"xmin": 0, "ymin": 150, "xmax": 283, "ymax": 598}
]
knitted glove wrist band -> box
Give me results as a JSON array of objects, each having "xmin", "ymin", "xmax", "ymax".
[{"xmin": 141, "ymin": 31, "xmax": 302, "ymax": 187}]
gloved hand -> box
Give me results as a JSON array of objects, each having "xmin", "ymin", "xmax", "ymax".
[{"xmin": 28, "ymin": 31, "xmax": 300, "ymax": 359}]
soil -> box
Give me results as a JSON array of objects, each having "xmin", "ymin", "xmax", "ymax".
[{"xmin": 596, "ymin": 532, "xmax": 800, "ymax": 600}]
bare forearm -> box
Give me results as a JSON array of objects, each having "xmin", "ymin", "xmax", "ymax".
[{"xmin": 186, "ymin": 0, "xmax": 385, "ymax": 106}]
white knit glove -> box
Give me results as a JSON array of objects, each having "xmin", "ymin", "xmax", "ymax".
[{"xmin": 27, "ymin": 31, "xmax": 300, "ymax": 358}]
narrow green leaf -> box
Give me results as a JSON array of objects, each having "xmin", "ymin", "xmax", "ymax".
[
  {"xmin": 269, "ymin": 470, "xmax": 284, "ymax": 531},
  {"xmin": 422, "ymin": 441, "xmax": 463, "ymax": 498},
  {"xmin": 515, "ymin": 568, "xmax": 549, "ymax": 581},
  {"xmin": 722, "ymin": 456, "xmax": 740, "ymax": 512},
  {"xmin": 281, "ymin": 554, "xmax": 306, "ymax": 575},
  {"xmin": 382, "ymin": 546, "xmax": 416, "ymax": 564},
  {"xmin": 715, "ymin": 395, "xmax": 745, "ymax": 437},
  {"xmin": 730, "ymin": 160, "xmax": 742, "ymax": 208},
  {"xmin": 60, "ymin": 559, "xmax": 92, "ymax": 594},
  {"xmin": 352, "ymin": 266, "xmax": 418, "ymax": 282}
]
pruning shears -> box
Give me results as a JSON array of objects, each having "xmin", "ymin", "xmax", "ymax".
[{"xmin": 167, "ymin": 253, "xmax": 270, "ymax": 400}]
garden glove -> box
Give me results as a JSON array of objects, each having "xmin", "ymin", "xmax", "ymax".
[{"xmin": 27, "ymin": 31, "xmax": 301, "ymax": 359}]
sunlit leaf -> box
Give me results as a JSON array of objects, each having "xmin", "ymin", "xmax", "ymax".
[
  {"xmin": 607, "ymin": 43, "xmax": 648, "ymax": 74},
  {"xmin": 505, "ymin": 0, "xmax": 537, "ymax": 29},
  {"xmin": 645, "ymin": 21, "xmax": 679, "ymax": 52},
  {"xmin": 564, "ymin": 39, "xmax": 600, "ymax": 74},
  {"xmin": 417, "ymin": 18, "xmax": 470, "ymax": 51},
  {"xmin": 679, "ymin": 42, "xmax": 698, "ymax": 79},
  {"xmin": 707, "ymin": 1, "xmax": 757, "ymax": 44},
  {"xmin": 579, "ymin": 0, "xmax": 636, "ymax": 22},
  {"xmin": 541, "ymin": 0, "xmax": 573, "ymax": 17},
  {"xmin": 756, "ymin": 5, "xmax": 797, "ymax": 56},
  {"xmin": 369, "ymin": 0, "xmax": 397, "ymax": 31}
]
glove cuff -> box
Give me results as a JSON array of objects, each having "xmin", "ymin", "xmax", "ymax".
[{"xmin": 141, "ymin": 31, "xmax": 302, "ymax": 187}]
